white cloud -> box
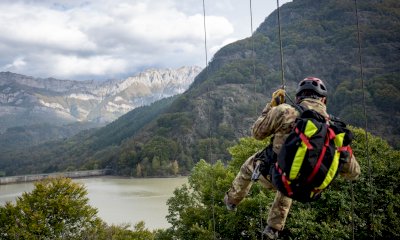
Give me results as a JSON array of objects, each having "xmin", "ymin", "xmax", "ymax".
[
  {"xmin": 0, "ymin": 0, "xmax": 292, "ymax": 80},
  {"xmin": 3, "ymin": 57, "xmax": 26, "ymax": 70},
  {"xmin": 0, "ymin": 3, "xmax": 96, "ymax": 52},
  {"xmin": 49, "ymin": 55, "xmax": 128, "ymax": 78}
]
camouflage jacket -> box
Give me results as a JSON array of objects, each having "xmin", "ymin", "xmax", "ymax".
[{"xmin": 252, "ymin": 98, "xmax": 360, "ymax": 180}]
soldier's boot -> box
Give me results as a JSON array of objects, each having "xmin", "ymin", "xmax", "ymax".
[
  {"xmin": 223, "ymin": 193, "xmax": 236, "ymax": 211},
  {"xmin": 262, "ymin": 226, "xmax": 279, "ymax": 239}
]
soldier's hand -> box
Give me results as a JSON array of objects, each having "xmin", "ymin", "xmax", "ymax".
[{"xmin": 270, "ymin": 88, "xmax": 285, "ymax": 107}]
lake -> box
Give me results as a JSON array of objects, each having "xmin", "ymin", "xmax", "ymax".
[{"xmin": 0, "ymin": 176, "xmax": 188, "ymax": 230}]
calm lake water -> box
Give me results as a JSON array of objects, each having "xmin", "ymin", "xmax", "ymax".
[{"xmin": 0, "ymin": 177, "xmax": 188, "ymax": 230}]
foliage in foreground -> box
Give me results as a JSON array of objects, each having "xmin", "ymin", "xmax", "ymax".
[
  {"xmin": 162, "ymin": 127, "xmax": 400, "ymax": 239},
  {"xmin": 0, "ymin": 177, "xmax": 155, "ymax": 240}
]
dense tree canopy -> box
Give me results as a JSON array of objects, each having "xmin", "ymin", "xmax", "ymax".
[
  {"xmin": 160, "ymin": 128, "xmax": 400, "ymax": 239},
  {"xmin": 0, "ymin": 177, "xmax": 102, "ymax": 239}
]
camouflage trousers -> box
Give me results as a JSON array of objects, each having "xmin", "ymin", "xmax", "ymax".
[{"xmin": 226, "ymin": 152, "xmax": 292, "ymax": 231}]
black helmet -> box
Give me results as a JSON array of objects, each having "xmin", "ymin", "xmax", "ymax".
[{"xmin": 296, "ymin": 77, "xmax": 327, "ymax": 97}]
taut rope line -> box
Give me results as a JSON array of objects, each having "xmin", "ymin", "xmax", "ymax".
[
  {"xmin": 249, "ymin": 2, "xmax": 265, "ymax": 238},
  {"xmin": 276, "ymin": 0, "xmax": 285, "ymax": 87},
  {"xmin": 250, "ymin": 0, "xmax": 259, "ymax": 115},
  {"xmin": 202, "ymin": 1, "xmax": 217, "ymax": 238},
  {"xmin": 354, "ymin": 0, "xmax": 374, "ymax": 239}
]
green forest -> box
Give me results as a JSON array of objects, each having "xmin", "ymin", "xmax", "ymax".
[{"xmin": 1, "ymin": 128, "xmax": 399, "ymax": 239}]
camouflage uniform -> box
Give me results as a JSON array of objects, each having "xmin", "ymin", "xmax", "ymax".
[{"xmin": 226, "ymin": 98, "xmax": 360, "ymax": 231}]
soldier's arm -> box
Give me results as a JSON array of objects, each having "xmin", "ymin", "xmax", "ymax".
[
  {"xmin": 252, "ymin": 103, "xmax": 285, "ymax": 140},
  {"xmin": 340, "ymin": 154, "xmax": 361, "ymax": 180}
]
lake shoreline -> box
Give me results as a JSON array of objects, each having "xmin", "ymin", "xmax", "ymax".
[
  {"xmin": 0, "ymin": 169, "xmax": 110, "ymax": 185},
  {"xmin": 0, "ymin": 170, "xmax": 188, "ymax": 185}
]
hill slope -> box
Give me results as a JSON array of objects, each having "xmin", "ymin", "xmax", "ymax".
[{"xmin": 1, "ymin": 0, "xmax": 398, "ymax": 176}]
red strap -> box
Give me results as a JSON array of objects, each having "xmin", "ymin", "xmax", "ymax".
[
  {"xmin": 295, "ymin": 128, "xmax": 313, "ymax": 150},
  {"xmin": 282, "ymin": 174, "xmax": 293, "ymax": 196},
  {"xmin": 338, "ymin": 145, "xmax": 350, "ymax": 152},
  {"xmin": 327, "ymin": 127, "xmax": 336, "ymax": 140},
  {"xmin": 338, "ymin": 146, "xmax": 353, "ymax": 159},
  {"xmin": 307, "ymin": 144, "xmax": 327, "ymax": 183},
  {"xmin": 307, "ymin": 130, "xmax": 331, "ymax": 183},
  {"xmin": 276, "ymin": 163, "xmax": 293, "ymax": 196}
]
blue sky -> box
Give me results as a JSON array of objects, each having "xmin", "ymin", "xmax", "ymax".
[{"xmin": 0, "ymin": 0, "xmax": 292, "ymax": 81}]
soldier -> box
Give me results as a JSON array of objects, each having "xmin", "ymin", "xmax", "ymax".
[{"xmin": 224, "ymin": 77, "xmax": 360, "ymax": 239}]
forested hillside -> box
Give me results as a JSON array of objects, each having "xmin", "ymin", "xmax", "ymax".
[{"xmin": 0, "ymin": 0, "xmax": 398, "ymax": 176}]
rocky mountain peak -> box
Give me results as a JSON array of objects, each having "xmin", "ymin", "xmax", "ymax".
[{"xmin": 0, "ymin": 66, "xmax": 202, "ymax": 130}]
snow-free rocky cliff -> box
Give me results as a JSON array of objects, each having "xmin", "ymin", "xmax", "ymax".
[{"xmin": 0, "ymin": 66, "xmax": 202, "ymax": 130}]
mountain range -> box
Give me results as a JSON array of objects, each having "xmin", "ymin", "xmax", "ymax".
[
  {"xmin": 0, "ymin": 66, "xmax": 201, "ymax": 150},
  {"xmin": 0, "ymin": 66, "xmax": 201, "ymax": 128},
  {"xmin": 0, "ymin": 0, "xmax": 398, "ymax": 176}
]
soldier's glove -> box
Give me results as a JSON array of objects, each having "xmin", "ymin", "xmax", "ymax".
[{"xmin": 270, "ymin": 88, "xmax": 285, "ymax": 107}]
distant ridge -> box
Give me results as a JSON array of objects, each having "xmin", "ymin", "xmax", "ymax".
[{"xmin": 0, "ymin": 66, "xmax": 202, "ymax": 129}]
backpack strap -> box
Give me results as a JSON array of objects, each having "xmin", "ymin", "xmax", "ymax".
[
  {"xmin": 337, "ymin": 145, "xmax": 353, "ymax": 162},
  {"xmin": 291, "ymin": 103, "xmax": 305, "ymax": 114},
  {"xmin": 275, "ymin": 162, "xmax": 293, "ymax": 197},
  {"xmin": 251, "ymin": 144, "xmax": 277, "ymax": 181},
  {"xmin": 292, "ymin": 104, "xmax": 327, "ymax": 122},
  {"xmin": 329, "ymin": 114, "xmax": 338, "ymax": 121}
]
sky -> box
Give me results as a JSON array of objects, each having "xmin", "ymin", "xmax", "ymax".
[{"xmin": 0, "ymin": 0, "xmax": 292, "ymax": 81}]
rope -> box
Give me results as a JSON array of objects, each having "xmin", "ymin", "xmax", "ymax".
[
  {"xmin": 351, "ymin": 181, "xmax": 355, "ymax": 240},
  {"xmin": 202, "ymin": 1, "xmax": 217, "ymax": 239},
  {"xmin": 250, "ymin": 0, "xmax": 258, "ymax": 115},
  {"xmin": 249, "ymin": 2, "xmax": 264, "ymax": 238},
  {"xmin": 354, "ymin": 0, "xmax": 374, "ymax": 239},
  {"xmin": 275, "ymin": 0, "xmax": 297, "ymax": 106},
  {"xmin": 202, "ymin": 0, "xmax": 209, "ymax": 68},
  {"xmin": 276, "ymin": 0, "xmax": 285, "ymax": 87}
]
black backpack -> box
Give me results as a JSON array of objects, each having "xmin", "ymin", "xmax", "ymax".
[{"xmin": 271, "ymin": 107, "xmax": 353, "ymax": 202}]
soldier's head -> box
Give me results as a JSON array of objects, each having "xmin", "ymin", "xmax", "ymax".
[{"xmin": 295, "ymin": 77, "xmax": 327, "ymax": 104}]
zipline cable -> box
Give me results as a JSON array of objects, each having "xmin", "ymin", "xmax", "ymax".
[
  {"xmin": 351, "ymin": 181, "xmax": 355, "ymax": 240},
  {"xmin": 202, "ymin": 0, "xmax": 209, "ymax": 69},
  {"xmin": 276, "ymin": 0, "xmax": 285, "ymax": 87},
  {"xmin": 354, "ymin": 0, "xmax": 374, "ymax": 239},
  {"xmin": 275, "ymin": 0, "xmax": 297, "ymax": 107},
  {"xmin": 202, "ymin": 1, "xmax": 217, "ymax": 238},
  {"xmin": 249, "ymin": 2, "xmax": 264, "ymax": 238},
  {"xmin": 250, "ymin": 0, "xmax": 258, "ymax": 115}
]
